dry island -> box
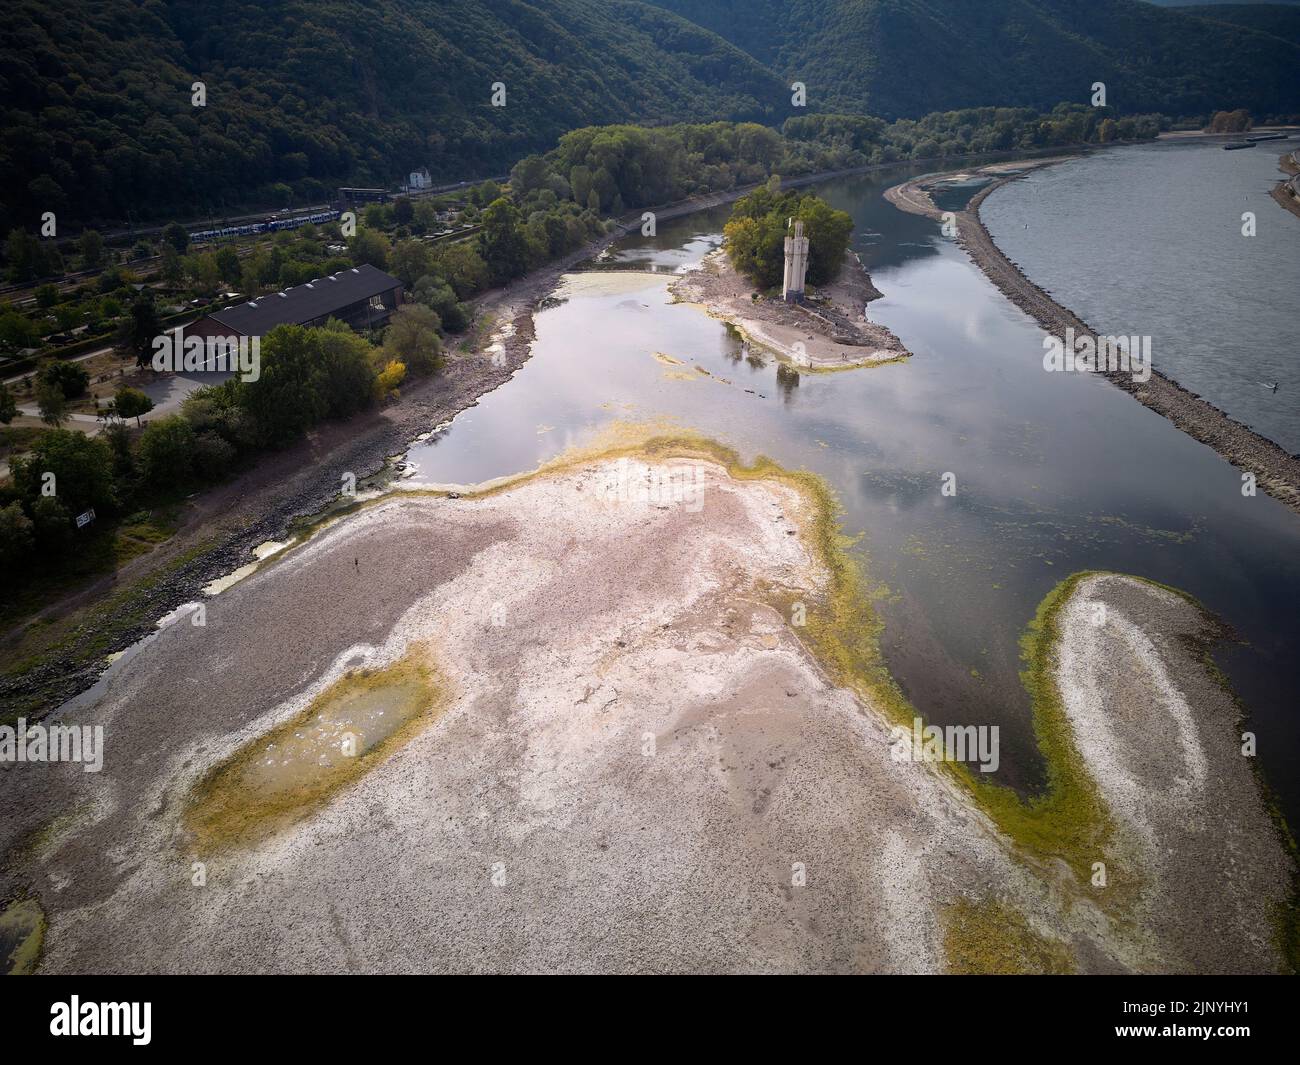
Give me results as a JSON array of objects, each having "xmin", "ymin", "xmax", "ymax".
[{"xmin": 2, "ymin": 435, "xmax": 1292, "ymax": 973}]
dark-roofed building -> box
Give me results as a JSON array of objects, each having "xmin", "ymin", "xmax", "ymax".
[{"xmin": 187, "ymin": 264, "xmax": 402, "ymax": 341}]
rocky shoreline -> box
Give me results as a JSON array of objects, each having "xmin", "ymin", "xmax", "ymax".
[
  {"xmin": 668, "ymin": 247, "xmax": 908, "ymax": 371},
  {"xmin": 886, "ymin": 163, "xmax": 1300, "ymax": 516},
  {"xmin": 0, "ymin": 227, "xmax": 631, "ymax": 720}
]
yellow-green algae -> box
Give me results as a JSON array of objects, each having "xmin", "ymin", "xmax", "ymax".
[
  {"xmin": 240, "ymin": 426, "xmax": 1118, "ymax": 888},
  {"xmin": 183, "ymin": 427, "xmax": 1295, "ymax": 964},
  {"xmin": 942, "ymin": 898, "xmax": 1074, "ymax": 974},
  {"xmin": 185, "ymin": 646, "xmax": 447, "ymax": 851},
  {"xmin": 494, "ymin": 431, "xmax": 1117, "ymax": 891},
  {"xmin": 1, "ymin": 898, "xmax": 46, "ymax": 975}
]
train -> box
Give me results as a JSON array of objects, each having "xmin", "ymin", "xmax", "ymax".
[{"xmin": 188, "ymin": 208, "xmax": 342, "ymax": 245}]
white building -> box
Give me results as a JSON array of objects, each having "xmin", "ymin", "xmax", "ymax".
[{"xmin": 783, "ymin": 219, "xmax": 809, "ymax": 303}]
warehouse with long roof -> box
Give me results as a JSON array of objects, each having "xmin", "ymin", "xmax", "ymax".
[{"xmin": 186, "ymin": 264, "xmax": 402, "ymax": 341}]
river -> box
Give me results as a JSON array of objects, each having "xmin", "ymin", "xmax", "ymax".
[
  {"xmin": 982, "ymin": 138, "xmax": 1300, "ymax": 453},
  {"xmin": 405, "ymin": 154, "xmax": 1300, "ymax": 819}
]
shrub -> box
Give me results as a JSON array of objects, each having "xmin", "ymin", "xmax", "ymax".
[
  {"xmin": 40, "ymin": 359, "xmax": 91, "ymax": 399},
  {"xmin": 374, "ymin": 360, "xmax": 406, "ymax": 401},
  {"xmin": 138, "ymin": 414, "xmax": 195, "ymax": 490},
  {"xmin": 0, "ymin": 501, "xmax": 35, "ymax": 568},
  {"xmin": 193, "ymin": 431, "xmax": 236, "ymax": 481}
]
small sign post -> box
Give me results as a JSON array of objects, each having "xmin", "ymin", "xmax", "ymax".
[{"xmin": 76, "ymin": 508, "xmax": 96, "ymax": 529}]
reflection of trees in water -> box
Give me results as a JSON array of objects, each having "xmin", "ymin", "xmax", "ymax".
[{"xmin": 776, "ymin": 363, "xmax": 800, "ymax": 404}]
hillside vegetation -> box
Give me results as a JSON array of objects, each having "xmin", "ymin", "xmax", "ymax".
[
  {"xmin": 0, "ymin": 0, "xmax": 785, "ymax": 230},
  {"xmin": 1173, "ymin": 3, "xmax": 1300, "ymax": 44},
  {"xmin": 644, "ymin": 0, "xmax": 1300, "ymax": 119},
  {"xmin": 2, "ymin": 0, "xmax": 1293, "ymax": 232}
]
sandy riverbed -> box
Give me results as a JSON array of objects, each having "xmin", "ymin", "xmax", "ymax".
[
  {"xmin": 668, "ymin": 248, "xmax": 908, "ymax": 371},
  {"xmin": 1, "ymin": 440, "xmax": 1290, "ymax": 973}
]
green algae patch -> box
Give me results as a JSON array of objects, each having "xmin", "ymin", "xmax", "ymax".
[
  {"xmin": 229, "ymin": 426, "xmax": 1114, "ymax": 890},
  {"xmin": 185, "ymin": 647, "xmax": 448, "ymax": 851},
  {"xmin": 942, "ymin": 898, "xmax": 1074, "ymax": 974},
  {"xmin": 969, "ymin": 572, "xmax": 1116, "ymax": 887},
  {"xmin": 1, "ymin": 898, "xmax": 46, "ymax": 975},
  {"xmin": 460, "ymin": 428, "xmax": 1117, "ymax": 890}
]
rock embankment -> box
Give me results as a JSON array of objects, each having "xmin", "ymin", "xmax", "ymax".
[{"xmin": 886, "ymin": 165, "xmax": 1300, "ymax": 515}]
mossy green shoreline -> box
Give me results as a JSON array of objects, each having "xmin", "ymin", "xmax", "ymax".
[
  {"xmin": 198, "ymin": 430, "xmax": 1297, "ymax": 945},
  {"xmin": 223, "ymin": 431, "xmax": 1118, "ymax": 883}
]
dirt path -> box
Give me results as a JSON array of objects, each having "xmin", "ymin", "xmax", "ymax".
[{"xmin": 885, "ymin": 164, "xmax": 1300, "ymax": 516}]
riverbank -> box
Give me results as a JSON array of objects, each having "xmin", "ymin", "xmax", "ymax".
[
  {"xmin": 1272, "ymin": 150, "xmax": 1300, "ymax": 221},
  {"xmin": 0, "ymin": 160, "xmax": 966, "ymax": 721},
  {"xmin": 668, "ymin": 248, "xmax": 908, "ymax": 371},
  {"xmin": 2, "ymin": 436, "xmax": 1289, "ymax": 973},
  {"xmin": 0, "ymin": 223, "xmax": 633, "ymax": 721},
  {"xmin": 885, "ymin": 162, "xmax": 1300, "ymax": 515}
]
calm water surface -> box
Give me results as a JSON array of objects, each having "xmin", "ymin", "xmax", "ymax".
[
  {"xmin": 408, "ymin": 159, "xmax": 1300, "ymax": 817},
  {"xmin": 983, "ymin": 139, "xmax": 1300, "ymax": 452}
]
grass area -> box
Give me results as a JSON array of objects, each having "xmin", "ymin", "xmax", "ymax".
[
  {"xmin": 0, "ymin": 897, "xmax": 46, "ymax": 976},
  {"xmin": 0, "ymin": 534, "xmax": 215, "ymax": 723},
  {"xmin": 942, "ymin": 898, "xmax": 1074, "ymax": 974},
  {"xmin": 0, "ymin": 504, "xmax": 183, "ymax": 636},
  {"xmin": 0, "ymin": 425, "xmax": 52, "ymax": 463},
  {"xmin": 185, "ymin": 646, "xmax": 447, "ymax": 851}
]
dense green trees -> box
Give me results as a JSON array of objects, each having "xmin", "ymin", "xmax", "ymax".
[
  {"xmin": 644, "ymin": 0, "xmax": 1300, "ymax": 121},
  {"xmin": 518, "ymin": 105, "xmax": 1155, "ymax": 233},
  {"xmin": 5, "ymin": 229, "xmax": 62, "ymax": 283},
  {"xmin": 0, "ymin": 501, "xmax": 35, "ymax": 568},
  {"xmin": 724, "ymin": 188, "xmax": 853, "ymax": 289},
  {"xmin": 38, "ymin": 359, "xmax": 89, "ymax": 400},
  {"xmin": 382, "ymin": 306, "xmax": 443, "ymax": 377},
  {"xmin": 34, "ymin": 378, "xmax": 66, "ymax": 425},
  {"xmin": 238, "ymin": 325, "xmax": 332, "ymax": 447},
  {"xmin": 1206, "ymin": 110, "xmax": 1253, "ymax": 133},
  {"xmin": 479, "ymin": 199, "xmax": 531, "ymax": 286},
  {"xmin": 0, "ymin": 0, "xmax": 785, "ymax": 232},
  {"xmin": 10, "ymin": 429, "xmax": 116, "ymax": 517},
  {"xmin": 116, "ymin": 292, "xmax": 163, "ymax": 369},
  {"xmin": 112, "ymin": 386, "xmax": 154, "ymax": 427},
  {"xmin": 138, "ymin": 415, "xmax": 196, "ymax": 489},
  {"xmin": 6, "ymin": 0, "xmax": 1273, "ymax": 236}
]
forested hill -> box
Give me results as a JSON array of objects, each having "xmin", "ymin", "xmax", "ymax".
[
  {"xmin": 644, "ymin": 0, "xmax": 1300, "ymax": 119},
  {"xmin": 0, "ymin": 0, "xmax": 786, "ymax": 228},
  {"xmin": 4, "ymin": 0, "xmax": 1299, "ymax": 232},
  {"xmin": 1172, "ymin": 4, "xmax": 1300, "ymax": 44}
]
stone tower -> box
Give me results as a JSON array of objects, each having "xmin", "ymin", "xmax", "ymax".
[{"xmin": 783, "ymin": 218, "xmax": 809, "ymax": 303}]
